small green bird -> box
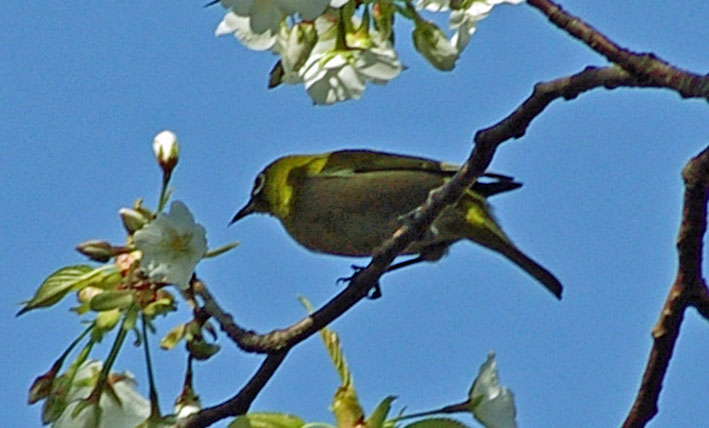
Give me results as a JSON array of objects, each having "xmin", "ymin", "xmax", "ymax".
[{"xmin": 231, "ymin": 150, "xmax": 562, "ymax": 299}]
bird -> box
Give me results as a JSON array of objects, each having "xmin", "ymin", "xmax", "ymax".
[{"xmin": 231, "ymin": 149, "xmax": 562, "ymax": 299}]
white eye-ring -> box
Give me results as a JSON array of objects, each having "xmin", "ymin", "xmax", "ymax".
[{"xmin": 252, "ymin": 173, "xmax": 265, "ymax": 196}]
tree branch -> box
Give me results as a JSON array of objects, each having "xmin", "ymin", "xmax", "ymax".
[
  {"xmin": 527, "ymin": 0, "xmax": 709, "ymax": 101},
  {"xmin": 181, "ymin": 351, "xmax": 288, "ymax": 428},
  {"xmin": 622, "ymin": 146, "xmax": 709, "ymax": 428},
  {"xmin": 199, "ymin": 66, "xmax": 637, "ymax": 356}
]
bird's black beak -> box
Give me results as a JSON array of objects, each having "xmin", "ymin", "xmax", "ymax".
[{"xmin": 230, "ymin": 200, "xmax": 256, "ymax": 225}]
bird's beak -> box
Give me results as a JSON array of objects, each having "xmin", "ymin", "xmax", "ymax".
[{"xmin": 230, "ymin": 200, "xmax": 256, "ymax": 225}]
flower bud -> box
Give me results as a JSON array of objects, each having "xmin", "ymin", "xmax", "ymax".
[
  {"xmin": 119, "ymin": 208, "xmax": 150, "ymax": 234},
  {"xmin": 75, "ymin": 240, "xmax": 114, "ymax": 263},
  {"xmin": 412, "ymin": 20, "xmax": 458, "ymax": 71},
  {"xmin": 152, "ymin": 130, "xmax": 180, "ymax": 175},
  {"xmin": 28, "ymin": 362, "xmax": 60, "ymax": 404},
  {"xmin": 95, "ymin": 308, "xmax": 122, "ymax": 332},
  {"xmin": 78, "ymin": 286, "xmax": 104, "ymax": 304},
  {"xmin": 186, "ymin": 337, "xmax": 220, "ymax": 361},
  {"xmin": 174, "ymin": 382, "xmax": 201, "ymax": 419}
]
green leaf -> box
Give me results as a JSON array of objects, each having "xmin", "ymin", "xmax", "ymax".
[
  {"xmin": 18, "ymin": 265, "xmax": 114, "ymax": 316},
  {"xmin": 332, "ymin": 385, "xmax": 364, "ymax": 428},
  {"xmin": 160, "ymin": 323, "xmax": 186, "ymax": 350},
  {"xmin": 204, "ymin": 241, "xmax": 240, "ymax": 258},
  {"xmin": 298, "ymin": 296, "xmax": 352, "ymax": 387},
  {"xmin": 228, "ymin": 412, "xmax": 306, "ymax": 428},
  {"xmin": 403, "ymin": 418, "xmax": 471, "ymax": 428},
  {"xmin": 366, "ymin": 396, "xmax": 396, "ymax": 428}
]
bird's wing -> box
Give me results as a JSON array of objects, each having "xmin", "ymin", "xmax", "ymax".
[
  {"xmin": 316, "ymin": 150, "xmax": 450, "ymax": 176},
  {"xmin": 312, "ymin": 150, "xmax": 522, "ymax": 197}
]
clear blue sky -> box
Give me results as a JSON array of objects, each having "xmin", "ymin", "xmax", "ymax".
[{"xmin": 2, "ymin": 1, "xmax": 708, "ymax": 427}]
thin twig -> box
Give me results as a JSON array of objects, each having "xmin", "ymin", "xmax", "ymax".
[
  {"xmin": 527, "ymin": 0, "xmax": 709, "ymax": 101},
  {"xmin": 622, "ymin": 146, "xmax": 709, "ymax": 428}
]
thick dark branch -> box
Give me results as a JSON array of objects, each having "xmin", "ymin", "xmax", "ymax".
[
  {"xmin": 527, "ymin": 0, "xmax": 709, "ymax": 101},
  {"xmin": 181, "ymin": 352, "xmax": 287, "ymax": 428},
  {"xmin": 622, "ymin": 146, "xmax": 709, "ymax": 428}
]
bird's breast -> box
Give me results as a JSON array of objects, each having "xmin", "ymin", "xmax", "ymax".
[{"xmin": 281, "ymin": 170, "xmax": 449, "ymax": 256}]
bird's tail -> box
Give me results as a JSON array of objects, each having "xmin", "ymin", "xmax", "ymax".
[
  {"xmin": 492, "ymin": 241, "xmax": 563, "ymax": 299},
  {"xmin": 453, "ymin": 192, "xmax": 563, "ymax": 299}
]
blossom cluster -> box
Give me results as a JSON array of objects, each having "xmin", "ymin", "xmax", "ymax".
[{"xmin": 215, "ymin": 0, "xmax": 524, "ymax": 104}]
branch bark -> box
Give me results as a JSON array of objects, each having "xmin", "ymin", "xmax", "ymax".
[
  {"xmin": 622, "ymin": 146, "xmax": 709, "ymax": 428},
  {"xmin": 527, "ymin": 0, "xmax": 709, "ymax": 101},
  {"xmin": 181, "ymin": 352, "xmax": 287, "ymax": 428}
]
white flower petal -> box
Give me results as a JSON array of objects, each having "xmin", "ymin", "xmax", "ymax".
[
  {"xmin": 418, "ymin": 0, "xmax": 450, "ymax": 12},
  {"xmin": 134, "ymin": 201, "xmax": 207, "ymax": 290},
  {"xmin": 336, "ymin": 63, "xmax": 366, "ymax": 94},
  {"xmin": 450, "ymin": 11, "xmax": 479, "ymax": 51},
  {"xmin": 230, "ymin": 0, "xmax": 253, "ymax": 16},
  {"xmin": 274, "ymin": 0, "xmax": 297, "ymax": 15},
  {"xmin": 303, "ymin": 54, "xmax": 366, "ymax": 104},
  {"xmin": 469, "ymin": 353, "xmax": 517, "ymax": 428},
  {"xmin": 355, "ymin": 48, "xmax": 402, "ymax": 81},
  {"xmin": 52, "ymin": 361, "xmax": 150, "ymax": 428},
  {"xmin": 216, "ymin": 12, "xmax": 277, "ymax": 50},
  {"xmin": 297, "ymin": 0, "xmax": 331, "ymax": 20},
  {"xmin": 215, "ymin": 11, "xmax": 241, "ymax": 36},
  {"xmin": 248, "ymin": 0, "xmax": 283, "ymax": 34}
]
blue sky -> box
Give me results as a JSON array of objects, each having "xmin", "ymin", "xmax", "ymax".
[{"xmin": 2, "ymin": 1, "xmax": 708, "ymax": 427}]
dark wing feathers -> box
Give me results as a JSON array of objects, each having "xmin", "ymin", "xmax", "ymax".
[{"xmin": 320, "ymin": 150, "xmax": 522, "ymax": 198}]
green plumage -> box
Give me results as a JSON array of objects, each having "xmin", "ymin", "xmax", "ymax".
[{"xmin": 233, "ymin": 150, "xmax": 562, "ymax": 299}]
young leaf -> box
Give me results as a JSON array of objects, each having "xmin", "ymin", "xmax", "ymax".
[
  {"xmin": 204, "ymin": 241, "xmax": 240, "ymax": 258},
  {"xmin": 366, "ymin": 396, "xmax": 396, "ymax": 428},
  {"xmin": 18, "ymin": 265, "xmax": 113, "ymax": 316},
  {"xmin": 403, "ymin": 418, "xmax": 470, "ymax": 428},
  {"xmin": 160, "ymin": 323, "xmax": 186, "ymax": 350}
]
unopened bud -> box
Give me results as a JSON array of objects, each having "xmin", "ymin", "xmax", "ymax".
[
  {"xmin": 174, "ymin": 386, "xmax": 201, "ymax": 418},
  {"xmin": 78, "ymin": 286, "xmax": 104, "ymax": 304},
  {"xmin": 95, "ymin": 308, "xmax": 122, "ymax": 332},
  {"xmin": 28, "ymin": 362, "xmax": 60, "ymax": 404},
  {"xmin": 153, "ymin": 130, "xmax": 180, "ymax": 175},
  {"xmin": 412, "ymin": 20, "xmax": 458, "ymax": 71},
  {"xmin": 186, "ymin": 337, "xmax": 220, "ymax": 361},
  {"xmin": 76, "ymin": 240, "xmax": 114, "ymax": 263},
  {"xmin": 119, "ymin": 208, "xmax": 150, "ymax": 234}
]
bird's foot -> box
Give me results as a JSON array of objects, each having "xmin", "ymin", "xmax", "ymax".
[{"xmin": 336, "ymin": 265, "xmax": 382, "ymax": 299}]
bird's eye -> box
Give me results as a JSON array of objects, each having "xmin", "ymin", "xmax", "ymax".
[{"xmin": 252, "ymin": 173, "xmax": 265, "ymax": 196}]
